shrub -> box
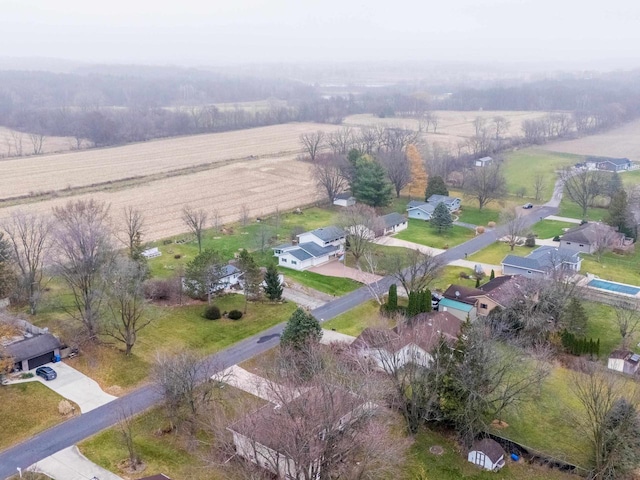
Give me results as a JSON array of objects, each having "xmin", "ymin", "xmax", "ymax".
[
  {"xmin": 525, "ymin": 233, "xmax": 536, "ymax": 247},
  {"xmin": 174, "ymin": 254, "xmax": 182, "ymax": 259},
  {"xmin": 203, "ymin": 305, "xmax": 221, "ymax": 320},
  {"xmin": 20, "ymin": 372, "xmax": 34, "ymax": 379},
  {"xmin": 58, "ymin": 400, "xmax": 75, "ymax": 416},
  {"xmin": 162, "ymin": 239, "xmax": 173, "ymax": 245},
  {"xmin": 476, "ymin": 226, "xmax": 485, "ymax": 234},
  {"xmin": 228, "ymin": 310, "xmax": 243, "ymax": 320},
  {"xmin": 553, "ymin": 235, "xmax": 561, "ymax": 242},
  {"xmin": 487, "ymin": 221, "xmax": 496, "ymax": 228},
  {"xmin": 143, "ymin": 278, "xmax": 179, "ymax": 301}
]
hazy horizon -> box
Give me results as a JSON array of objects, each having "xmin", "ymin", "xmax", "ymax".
[{"xmin": 2, "ymin": 0, "xmax": 640, "ymax": 72}]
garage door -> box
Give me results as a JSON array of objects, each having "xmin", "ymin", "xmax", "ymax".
[{"xmin": 28, "ymin": 352, "xmax": 54, "ymax": 370}]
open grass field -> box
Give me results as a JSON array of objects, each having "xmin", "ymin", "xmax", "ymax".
[
  {"xmin": 557, "ymin": 196, "xmax": 607, "ymax": 221},
  {"xmin": 395, "ymin": 219, "xmax": 476, "ymax": 249},
  {"xmin": 0, "ymin": 155, "xmax": 324, "ymax": 241},
  {"xmin": 0, "ymin": 382, "xmax": 77, "ymax": 450},
  {"xmin": 530, "ymin": 220, "xmax": 575, "ymax": 239},
  {"xmin": 502, "ymin": 150, "xmax": 580, "ymax": 201},
  {"xmin": 0, "ymin": 122, "xmax": 341, "ymax": 202},
  {"xmin": 542, "ymin": 118, "xmax": 640, "ymax": 162}
]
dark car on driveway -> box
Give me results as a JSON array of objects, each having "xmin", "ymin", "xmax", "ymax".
[{"xmin": 35, "ymin": 366, "xmax": 57, "ymax": 381}]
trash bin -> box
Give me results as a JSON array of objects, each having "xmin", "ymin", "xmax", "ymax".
[
  {"xmin": 510, "ymin": 453, "xmax": 520, "ymax": 462},
  {"xmin": 53, "ymin": 354, "xmax": 61, "ymax": 363}
]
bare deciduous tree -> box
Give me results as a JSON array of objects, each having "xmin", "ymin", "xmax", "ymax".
[
  {"xmin": 121, "ymin": 206, "xmax": 145, "ymax": 260},
  {"xmin": 614, "ymin": 302, "xmax": 640, "ymax": 348},
  {"xmin": 239, "ymin": 204, "xmax": 250, "ymax": 227},
  {"xmin": 299, "ymin": 131, "xmax": 325, "ymax": 162},
  {"xmin": 117, "ymin": 408, "xmax": 141, "ymax": 471},
  {"xmin": 28, "ymin": 132, "xmax": 46, "ymax": 155},
  {"xmin": 464, "ymin": 163, "xmax": 508, "ymax": 211},
  {"xmin": 53, "ymin": 199, "xmax": 114, "ymax": 341},
  {"xmin": 378, "ymin": 149, "xmax": 412, "ymax": 197},
  {"xmin": 312, "ymin": 153, "xmax": 349, "ymax": 205},
  {"xmin": 533, "ymin": 173, "xmax": 546, "ymax": 202},
  {"xmin": 104, "ymin": 256, "xmax": 151, "ymax": 355},
  {"xmin": 591, "ymin": 223, "xmax": 619, "ymax": 262},
  {"xmin": 388, "ymin": 249, "xmax": 444, "ymax": 295},
  {"xmin": 2, "ymin": 212, "xmax": 51, "ymax": 315},
  {"xmin": 327, "ymin": 126, "xmax": 354, "ymax": 155},
  {"xmin": 560, "ymin": 168, "xmax": 605, "ymax": 218},
  {"xmin": 181, "ymin": 206, "xmax": 208, "ymax": 253},
  {"xmin": 338, "ymin": 204, "xmax": 384, "ymax": 267},
  {"xmin": 499, "ymin": 209, "xmax": 529, "ymax": 251}
]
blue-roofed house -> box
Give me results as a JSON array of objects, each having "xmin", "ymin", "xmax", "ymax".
[
  {"xmin": 426, "ymin": 195, "xmax": 461, "ymax": 213},
  {"xmin": 407, "ymin": 195, "xmax": 461, "ymax": 220},
  {"xmin": 219, "ymin": 264, "xmax": 244, "ymax": 289},
  {"xmin": 273, "ymin": 226, "xmax": 346, "ymax": 271},
  {"xmin": 501, "ymin": 246, "xmax": 582, "ymax": 278},
  {"xmin": 380, "ymin": 212, "xmax": 408, "ymax": 235}
]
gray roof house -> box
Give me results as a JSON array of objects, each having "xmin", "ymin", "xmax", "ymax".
[
  {"xmin": 426, "ymin": 195, "xmax": 461, "ymax": 212},
  {"xmin": 502, "ymin": 246, "xmax": 581, "ymax": 278},
  {"xmin": 406, "ymin": 200, "xmax": 436, "ymax": 220},
  {"xmin": 380, "ymin": 212, "xmax": 408, "ymax": 235},
  {"xmin": 588, "ymin": 156, "xmax": 632, "ymax": 172},
  {"xmin": 273, "ymin": 226, "xmax": 345, "ymax": 271},
  {"xmin": 559, "ymin": 222, "xmax": 627, "ymax": 255},
  {"xmin": 2, "ymin": 333, "xmax": 62, "ymax": 371}
]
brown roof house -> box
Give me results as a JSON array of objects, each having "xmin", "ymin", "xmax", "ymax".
[
  {"xmin": 1, "ymin": 332, "xmax": 62, "ymax": 372},
  {"xmin": 468, "ymin": 438, "xmax": 506, "ymax": 471},
  {"xmin": 559, "ymin": 222, "xmax": 629, "ymax": 255},
  {"xmin": 228, "ymin": 387, "xmax": 375, "ymax": 479},
  {"xmin": 351, "ymin": 311, "xmax": 462, "ymax": 373},
  {"xmin": 608, "ymin": 350, "xmax": 640, "ymax": 375}
]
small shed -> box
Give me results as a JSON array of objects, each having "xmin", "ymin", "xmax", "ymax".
[
  {"xmin": 608, "ymin": 350, "xmax": 640, "ymax": 375},
  {"xmin": 468, "ymin": 438, "xmax": 506, "ymax": 471},
  {"xmin": 333, "ymin": 192, "xmax": 356, "ymax": 207},
  {"xmin": 475, "ymin": 156, "xmax": 493, "ymax": 167}
]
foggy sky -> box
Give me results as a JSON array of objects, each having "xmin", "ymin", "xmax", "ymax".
[{"xmin": 2, "ymin": 0, "xmax": 640, "ymax": 69}]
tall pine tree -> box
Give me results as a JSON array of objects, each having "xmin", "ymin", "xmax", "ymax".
[
  {"xmin": 425, "ymin": 175, "xmax": 449, "ymax": 200},
  {"xmin": 606, "ymin": 189, "xmax": 633, "ymax": 238},
  {"xmin": 431, "ymin": 202, "xmax": 453, "ymax": 233},
  {"xmin": 352, "ymin": 158, "xmax": 394, "ymax": 207},
  {"xmin": 263, "ymin": 263, "xmax": 283, "ymax": 301}
]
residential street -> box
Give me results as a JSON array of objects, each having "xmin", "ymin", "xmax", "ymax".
[{"xmin": 0, "ymin": 202, "xmax": 559, "ymax": 478}]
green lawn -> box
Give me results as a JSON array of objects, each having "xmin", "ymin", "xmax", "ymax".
[
  {"xmin": 407, "ymin": 428, "xmax": 577, "ymax": 480},
  {"xmin": 431, "ymin": 266, "xmax": 479, "ymax": 293},
  {"xmin": 584, "ymin": 302, "xmax": 628, "ymax": 358},
  {"xmin": 580, "ymin": 249, "xmax": 640, "ymax": 286},
  {"xmin": 323, "ymin": 300, "xmax": 393, "ymax": 336},
  {"xmin": 502, "ymin": 150, "xmax": 580, "ymax": 202},
  {"xmin": 281, "ymin": 268, "xmax": 362, "ymax": 296},
  {"xmin": 530, "ymin": 220, "xmax": 576, "ymax": 239},
  {"xmin": 0, "ymin": 382, "xmax": 77, "ymax": 450},
  {"xmin": 396, "ymin": 219, "xmax": 476, "ymax": 249},
  {"xmin": 457, "ymin": 206, "xmax": 500, "ymax": 227},
  {"xmin": 468, "ymin": 242, "xmax": 533, "ymax": 265},
  {"xmin": 492, "ymin": 366, "xmax": 591, "ymax": 468},
  {"xmin": 67, "ymin": 295, "xmax": 297, "ymax": 390},
  {"xmin": 621, "ymin": 169, "xmax": 640, "ymax": 189},
  {"xmin": 557, "ymin": 196, "xmax": 607, "ymax": 222}
]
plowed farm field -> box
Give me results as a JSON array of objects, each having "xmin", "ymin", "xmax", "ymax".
[
  {"xmin": 0, "ymin": 123, "xmax": 341, "ymax": 201},
  {"xmin": 0, "ymin": 156, "xmax": 321, "ymax": 241}
]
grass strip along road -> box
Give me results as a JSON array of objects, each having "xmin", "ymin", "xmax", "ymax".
[{"xmin": 0, "ymin": 204, "xmax": 557, "ymax": 478}]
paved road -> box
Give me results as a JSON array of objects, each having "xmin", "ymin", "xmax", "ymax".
[{"xmin": 0, "ymin": 203, "xmax": 559, "ymax": 478}]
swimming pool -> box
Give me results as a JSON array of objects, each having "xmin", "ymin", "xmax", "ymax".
[{"xmin": 587, "ymin": 279, "xmax": 640, "ymax": 296}]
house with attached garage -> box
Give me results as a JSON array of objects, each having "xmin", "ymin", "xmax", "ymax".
[
  {"xmin": 559, "ymin": 222, "xmax": 629, "ymax": 255},
  {"xmin": 2, "ymin": 333, "xmax": 62, "ymax": 372},
  {"xmin": 501, "ymin": 246, "xmax": 581, "ymax": 278},
  {"xmin": 406, "ymin": 195, "xmax": 461, "ymax": 220},
  {"xmin": 273, "ymin": 226, "xmax": 345, "ymax": 271},
  {"xmin": 587, "ymin": 156, "xmax": 632, "ymax": 172}
]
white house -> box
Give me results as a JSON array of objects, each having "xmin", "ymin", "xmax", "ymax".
[
  {"xmin": 333, "ymin": 192, "xmax": 356, "ymax": 207},
  {"xmin": 219, "ymin": 264, "xmax": 243, "ymax": 289},
  {"xmin": 468, "ymin": 438, "xmax": 506, "ymax": 471},
  {"xmin": 407, "ymin": 200, "xmax": 436, "ymax": 220},
  {"xmin": 426, "ymin": 195, "xmax": 461, "ymax": 212},
  {"xmin": 273, "ymin": 226, "xmax": 346, "ymax": 271},
  {"xmin": 608, "ymin": 350, "xmax": 640, "ymax": 375},
  {"xmin": 380, "ymin": 212, "xmax": 408, "ymax": 235},
  {"xmin": 475, "ymin": 156, "xmax": 493, "ymax": 167}
]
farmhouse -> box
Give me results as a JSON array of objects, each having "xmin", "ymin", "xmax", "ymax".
[
  {"xmin": 351, "ymin": 311, "xmax": 462, "ymax": 373},
  {"xmin": 501, "ymin": 246, "xmax": 581, "ymax": 278},
  {"xmin": 559, "ymin": 222, "xmax": 629, "ymax": 255},
  {"xmin": 228, "ymin": 388, "xmax": 375, "ymax": 479},
  {"xmin": 333, "ymin": 192, "xmax": 356, "ymax": 207},
  {"xmin": 607, "ymin": 350, "xmax": 640, "ymax": 375},
  {"xmin": 468, "ymin": 438, "xmax": 506, "ymax": 471},
  {"xmin": 273, "ymin": 226, "xmax": 345, "ymax": 271},
  {"xmin": 587, "ymin": 156, "xmax": 632, "ymax": 172},
  {"xmin": 475, "ymin": 156, "xmax": 493, "ymax": 167}
]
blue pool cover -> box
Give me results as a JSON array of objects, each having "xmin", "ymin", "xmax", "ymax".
[{"xmin": 587, "ymin": 279, "xmax": 640, "ymax": 296}]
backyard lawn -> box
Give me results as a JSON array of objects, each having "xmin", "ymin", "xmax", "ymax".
[
  {"xmin": 395, "ymin": 219, "xmax": 475, "ymax": 249},
  {"xmin": 580, "ymin": 248, "xmax": 640, "ymax": 286},
  {"xmin": 468, "ymin": 242, "xmax": 534, "ymax": 266},
  {"xmin": 584, "ymin": 302, "xmax": 627, "ymax": 358},
  {"xmin": 530, "ymin": 220, "xmax": 576, "ymax": 239},
  {"xmin": 323, "ymin": 300, "xmax": 392, "ymax": 336},
  {"xmin": 67, "ymin": 294, "xmax": 297, "ymax": 390},
  {"xmin": 557, "ymin": 196, "xmax": 607, "ymax": 221},
  {"xmin": 281, "ymin": 268, "xmax": 361, "ymax": 296},
  {"xmin": 0, "ymin": 382, "xmax": 77, "ymax": 450},
  {"xmin": 431, "ymin": 266, "xmax": 478, "ymax": 293},
  {"xmin": 502, "ymin": 150, "xmax": 580, "ymax": 202}
]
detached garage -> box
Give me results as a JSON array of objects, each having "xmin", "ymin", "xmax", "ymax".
[{"xmin": 3, "ymin": 333, "xmax": 62, "ymax": 371}]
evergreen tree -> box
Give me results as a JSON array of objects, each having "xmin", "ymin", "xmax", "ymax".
[
  {"xmin": 475, "ymin": 277, "xmax": 481, "ymax": 288},
  {"xmin": 422, "ymin": 289, "xmax": 432, "ymax": 312},
  {"xmin": 606, "ymin": 189, "xmax": 633, "ymax": 238},
  {"xmin": 237, "ymin": 249, "xmax": 263, "ymax": 311},
  {"xmin": 352, "ymin": 158, "xmax": 394, "ymax": 207},
  {"xmin": 280, "ymin": 308, "xmax": 322, "ymax": 350},
  {"xmin": 407, "ymin": 291, "xmax": 420, "ymax": 317},
  {"xmin": 263, "ymin": 263, "xmax": 283, "ymax": 301},
  {"xmin": 490, "ymin": 269, "xmax": 495, "ymax": 280},
  {"xmin": 606, "ymin": 172, "xmax": 623, "ymax": 199},
  {"xmin": 387, "ymin": 284, "xmax": 398, "ymax": 310},
  {"xmin": 431, "ymin": 202, "xmax": 453, "ymax": 233},
  {"xmin": 184, "ymin": 249, "xmax": 224, "ymax": 303},
  {"xmin": 562, "ymin": 297, "xmax": 589, "ymax": 336},
  {"xmin": 425, "ymin": 175, "xmax": 449, "ymax": 200}
]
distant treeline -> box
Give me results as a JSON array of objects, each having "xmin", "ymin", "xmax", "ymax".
[{"xmin": 2, "ymin": 67, "xmax": 640, "ymax": 150}]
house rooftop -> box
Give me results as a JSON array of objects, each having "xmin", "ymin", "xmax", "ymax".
[
  {"xmin": 303, "ymin": 226, "xmax": 346, "ymax": 243},
  {"xmin": 502, "ymin": 246, "xmax": 580, "ymax": 272},
  {"xmin": 610, "ymin": 350, "xmax": 640, "ymax": 363},
  {"xmin": 443, "ymin": 285, "xmax": 484, "ymax": 305},
  {"xmin": 475, "ymin": 275, "xmax": 532, "ymax": 306},
  {"xmin": 222, "ymin": 264, "xmax": 240, "ymax": 277},
  {"xmin": 380, "ymin": 212, "xmax": 406, "ymax": 229},
  {"xmin": 587, "ymin": 156, "xmax": 631, "ymax": 166},
  {"xmin": 427, "ymin": 194, "xmax": 458, "ymax": 205},
  {"xmin": 438, "ymin": 297, "xmax": 474, "ymax": 313},
  {"xmin": 2, "ymin": 333, "xmax": 61, "ymax": 363},
  {"xmin": 560, "ymin": 222, "xmax": 622, "ymax": 245},
  {"xmin": 334, "ymin": 192, "xmax": 355, "ymax": 200}
]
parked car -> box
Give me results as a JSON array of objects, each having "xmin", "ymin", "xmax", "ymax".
[
  {"xmin": 522, "ymin": 203, "xmax": 534, "ymax": 209},
  {"xmin": 35, "ymin": 366, "xmax": 57, "ymax": 381}
]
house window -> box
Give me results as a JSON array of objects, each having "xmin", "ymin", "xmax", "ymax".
[
  {"xmin": 282, "ymin": 258, "xmax": 287, "ymax": 263},
  {"xmin": 291, "ymin": 260, "xmax": 297, "ymax": 265},
  {"xmin": 566, "ymin": 242, "xmax": 571, "ymax": 245},
  {"xmin": 480, "ymin": 303, "xmax": 488, "ymax": 309},
  {"xmin": 579, "ymin": 244, "xmax": 584, "ymax": 247}
]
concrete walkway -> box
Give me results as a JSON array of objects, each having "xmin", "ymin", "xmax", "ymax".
[
  {"xmin": 448, "ymin": 259, "xmax": 502, "ymax": 276},
  {"xmin": 32, "ymin": 445, "xmax": 124, "ymax": 480},
  {"xmin": 545, "ymin": 215, "xmax": 582, "ymax": 224},
  {"xmin": 215, "ymin": 365, "xmax": 300, "ymax": 404},
  {"xmin": 321, "ymin": 329, "xmax": 356, "ymax": 345},
  {"xmin": 309, "ymin": 259, "xmax": 382, "ymax": 285},
  {"xmin": 373, "ymin": 236, "xmax": 445, "ymax": 256}
]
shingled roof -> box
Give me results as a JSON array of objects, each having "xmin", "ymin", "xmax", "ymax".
[
  {"xmin": 2, "ymin": 333, "xmax": 61, "ymax": 362},
  {"xmin": 560, "ymin": 222, "xmax": 621, "ymax": 245},
  {"xmin": 471, "ymin": 438, "xmax": 506, "ymax": 464}
]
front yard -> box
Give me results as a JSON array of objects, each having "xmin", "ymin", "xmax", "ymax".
[
  {"xmin": 395, "ymin": 219, "xmax": 476, "ymax": 249},
  {"xmin": 468, "ymin": 242, "xmax": 532, "ymax": 266},
  {"xmin": 323, "ymin": 300, "xmax": 392, "ymax": 336},
  {"xmin": 530, "ymin": 220, "xmax": 576, "ymax": 239}
]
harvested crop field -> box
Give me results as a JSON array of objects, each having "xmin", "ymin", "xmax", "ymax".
[
  {"xmin": 0, "ymin": 156, "xmax": 321, "ymax": 241},
  {"xmin": 0, "ymin": 127, "xmax": 76, "ymax": 158},
  {"xmin": 344, "ymin": 111, "xmax": 548, "ymax": 147},
  {"xmin": 541, "ymin": 118, "xmax": 640, "ymax": 161},
  {"xmin": 0, "ymin": 122, "xmax": 341, "ymax": 201}
]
